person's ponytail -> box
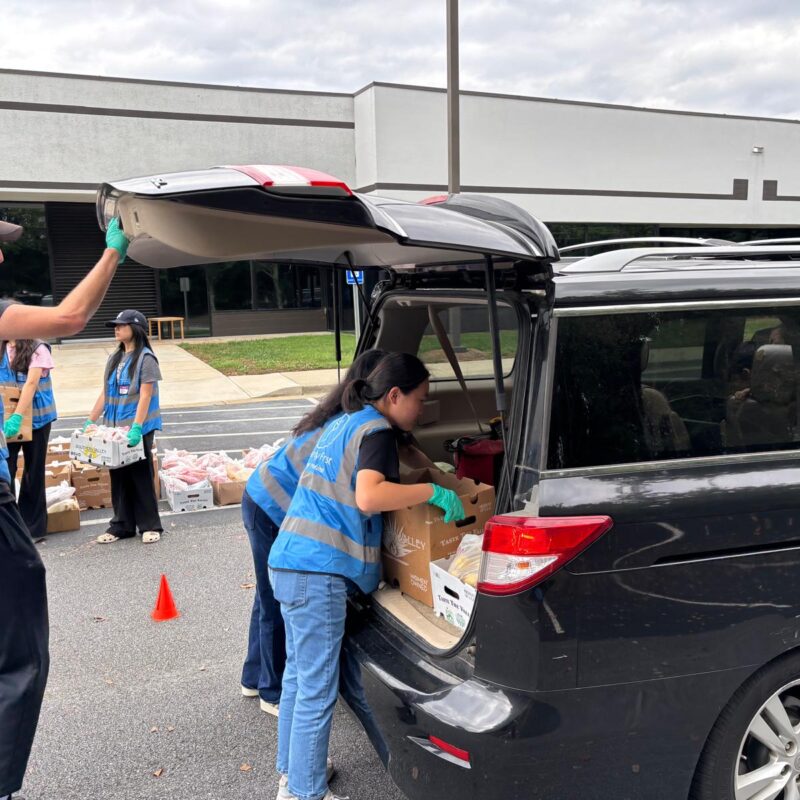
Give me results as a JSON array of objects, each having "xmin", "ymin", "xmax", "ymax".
[{"xmin": 292, "ymin": 350, "xmax": 387, "ymax": 436}]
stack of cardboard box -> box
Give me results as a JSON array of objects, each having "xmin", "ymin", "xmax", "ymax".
[{"xmin": 70, "ymin": 462, "xmax": 113, "ymax": 510}]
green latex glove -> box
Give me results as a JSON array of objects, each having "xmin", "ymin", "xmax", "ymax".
[
  {"xmin": 3, "ymin": 413, "xmax": 22, "ymax": 439},
  {"xmin": 82, "ymin": 418, "xmax": 95, "ymax": 432},
  {"xmin": 426, "ymin": 483, "xmax": 466, "ymax": 523},
  {"xmin": 105, "ymin": 217, "xmax": 129, "ymax": 263},
  {"xmin": 127, "ymin": 423, "xmax": 143, "ymax": 447}
]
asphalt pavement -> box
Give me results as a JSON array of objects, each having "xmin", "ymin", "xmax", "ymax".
[{"xmin": 24, "ymin": 398, "xmax": 406, "ymax": 800}]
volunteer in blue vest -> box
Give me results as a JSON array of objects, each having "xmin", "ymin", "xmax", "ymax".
[
  {"xmin": 241, "ymin": 349, "xmax": 387, "ymax": 720},
  {"xmin": 269, "ymin": 352, "xmax": 466, "ymax": 800},
  {"xmin": 84, "ymin": 310, "xmax": 163, "ymax": 544},
  {"xmin": 0, "ymin": 216, "xmax": 131, "ymax": 800},
  {"xmin": 1, "ymin": 338, "xmax": 58, "ymax": 539}
]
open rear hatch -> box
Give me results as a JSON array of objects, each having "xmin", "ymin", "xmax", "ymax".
[{"xmin": 97, "ymin": 164, "xmax": 559, "ymax": 651}]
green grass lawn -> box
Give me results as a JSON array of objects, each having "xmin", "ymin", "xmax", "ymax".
[{"xmin": 182, "ymin": 334, "xmax": 357, "ymax": 375}]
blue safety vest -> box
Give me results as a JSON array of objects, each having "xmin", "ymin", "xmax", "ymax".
[
  {"xmin": 246, "ymin": 425, "xmax": 327, "ymax": 528},
  {"xmin": 269, "ymin": 405, "xmax": 391, "ymax": 594},
  {"xmin": 102, "ymin": 348, "xmax": 162, "ymax": 434},
  {"xmin": 0, "ymin": 342, "xmax": 58, "ymax": 429},
  {"xmin": 0, "ymin": 396, "xmax": 10, "ymax": 484}
]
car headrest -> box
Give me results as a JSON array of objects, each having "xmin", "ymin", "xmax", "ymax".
[{"xmin": 750, "ymin": 344, "xmax": 797, "ymax": 405}]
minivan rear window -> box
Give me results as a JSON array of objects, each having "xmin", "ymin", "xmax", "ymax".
[{"xmin": 547, "ymin": 306, "xmax": 800, "ymax": 470}]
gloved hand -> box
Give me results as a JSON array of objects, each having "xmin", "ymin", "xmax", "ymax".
[
  {"xmin": 426, "ymin": 484, "xmax": 466, "ymax": 523},
  {"xmin": 3, "ymin": 413, "xmax": 23, "ymax": 438},
  {"xmin": 127, "ymin": 423, "xmax": 143, "ymax": 447},
  {"xmin": 82, "ymin": 418, "xmax": 95, "ymax": 432},
  {"xmin": 105, "ymin": 217, "xmax": 129, "ymax": 263}
]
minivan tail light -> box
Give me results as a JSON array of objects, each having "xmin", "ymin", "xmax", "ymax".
[{"xmin": 478, "ymin": 515, "xmax": 613, "ymax": 596}]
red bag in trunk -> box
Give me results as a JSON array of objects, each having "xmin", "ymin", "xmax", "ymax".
[{"xmin": 449, "ymin": 437, "xmax": 505, "ymax": 487}]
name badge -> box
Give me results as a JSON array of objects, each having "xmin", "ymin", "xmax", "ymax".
[{"xmin": 119, "ymin": 385, "xmax": 130, "ymax": 395}]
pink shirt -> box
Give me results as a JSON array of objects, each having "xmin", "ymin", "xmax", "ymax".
[{"xmin": 6, "ymin": 342, "xmax": 55, "ymax": 377}]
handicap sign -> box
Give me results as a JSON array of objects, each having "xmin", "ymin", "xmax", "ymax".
[{"xmin": 345, "ymin": 269, "xmax": 364, "ymax": 285}]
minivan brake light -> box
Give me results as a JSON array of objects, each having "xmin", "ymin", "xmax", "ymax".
[{"xmin": 478, "ymin": 515, "xmax": 613, "ymax": 596}]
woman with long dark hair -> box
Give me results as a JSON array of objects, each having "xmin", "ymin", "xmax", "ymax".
[
  {"xmin": 241, "ymin": 349, "xmax": 386, "ymax": 718},
  {"xmin": 0, "ymin": 337, "xmax": 57, "ymax": 539},
  {"xmin": 268, "ymin": 352, "xmax": 465, "ymax": 800},
  {"xmin": 84, "ymin": 309, "xmax": 163, "ymax": 544}
]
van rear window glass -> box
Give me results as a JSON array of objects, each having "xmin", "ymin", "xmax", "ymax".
[{"xmin": 547, "ymin": 307, "xmax": 800, "ymax": 470}]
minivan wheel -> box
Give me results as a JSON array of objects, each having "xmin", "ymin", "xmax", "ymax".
[{"xmin": 691, "ymin": 654, "xmax": 800, "ymax": 800}]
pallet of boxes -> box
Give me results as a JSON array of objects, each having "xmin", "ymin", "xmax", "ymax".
[{"xmin": 381, "ymin": 464, "xmax": 495, "ymax": 632}]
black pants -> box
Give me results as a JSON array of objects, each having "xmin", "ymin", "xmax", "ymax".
[
  {"xmin": 7, "ymin": 422, "xmax": 51, "ymax": 540},
  {"xmin": 0, "ymin": 499, "xmax": 49, "ymax": 796},
  {"xmin": 107, "ymin": 431, "xmax": 162, "ymax": 536}
]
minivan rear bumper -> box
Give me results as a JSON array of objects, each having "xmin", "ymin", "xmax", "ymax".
[{"xmin": 344, "ymin": 618, "xmax": 755, "ymax": 800}]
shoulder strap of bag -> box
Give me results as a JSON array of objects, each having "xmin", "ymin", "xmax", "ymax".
[{"xmin": 427, "ymin": 306, "xmax": 484, "ymax": 434}]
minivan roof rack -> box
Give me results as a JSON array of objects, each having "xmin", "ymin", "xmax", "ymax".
[
  {"xmin": 558, "ymin": 245, "xmax": 800, "ymax": 274},
  {"xmin": 742, "ymin": 237, "xmax": 800, "ymax": 246},
  {"xmin": 559, "ymin": 236, "xmax": 733, "ymax": 254}
]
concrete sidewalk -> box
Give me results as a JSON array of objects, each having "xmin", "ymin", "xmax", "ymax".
[{"xmin": 50, "ymin": 340, "xmax": 337, "ymax": 417}]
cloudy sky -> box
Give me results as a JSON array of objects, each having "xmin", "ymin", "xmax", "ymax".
[{"xmin": 4, "ymin": 0, "xmax": 800, "ymax": 118}]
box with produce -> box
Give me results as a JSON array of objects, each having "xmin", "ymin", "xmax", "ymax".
[{"xmin": 70, "ymin": 424, "xmax": 145, "ymax": 468}]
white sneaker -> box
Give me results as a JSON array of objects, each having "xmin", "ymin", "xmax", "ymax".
[
  {"xmin": 277, "ymin": 759, "xmax": 336, "ymax": 799},
  {"xmin": 241, "ymin": 684, "xmax": 258, "ymax": 698},
  {"xmin": 260, "ymin": 698, "xmax": 279, "ymax": 716}
]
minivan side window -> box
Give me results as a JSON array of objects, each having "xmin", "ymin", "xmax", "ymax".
[{"xmin": 547, "ymin": 307, "xmax": 800, "ymax": 470}]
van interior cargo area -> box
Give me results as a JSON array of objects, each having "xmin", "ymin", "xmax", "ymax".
[{"xmin": 363, "ymin": 291, "xmax": 524, "ymax": 649}]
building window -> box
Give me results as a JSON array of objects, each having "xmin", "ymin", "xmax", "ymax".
[
  {"xmin": 209, "ymin": 262, "xmax": 252, "ymax": 311},
  {"xmin": 0, "ymin": 205, "xmax": 52, "ymax": 304},
  {"xmin": 254, "ymin": 263, "xmax": 322, "ymax": 310}
]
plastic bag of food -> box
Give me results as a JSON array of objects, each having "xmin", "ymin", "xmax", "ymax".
[
  {"xmin": 448, "ymin": 533, "xmax": 483, "ymax": 587},
  {"xmin": 45, "ymin": 481, "xmax": 76, "ymax": 509}
]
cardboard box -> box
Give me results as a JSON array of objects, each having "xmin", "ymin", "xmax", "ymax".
[
  {"xmin": 69, "ymin": 432, "xmax": 145, "ymax": 468},
  {"xmin": 45, "ymin": 463, "xmax": 72, "ymax": 489},
  {"xmin": 430, "ymin": 556, "xmax": 477, "ymax": 631},
  {"xmin": 162, "ymin": 474, "xmax": 213, "ymax": 512},
  {"xmin": 382, "ymin": 468, "xmax": 495, "ymax": 606},
  {"xmin": 48, "ymin": 439, "xmax": 71, "ymax": 455},
  {"xmin": 46, "ymin": 504, "xmax": 81, "ymax": 534},
  {"xmin": 0, "ymin": 386, "xmax": 32, "ymax": 443},
  {"xmin": 71, "ymin": 463, "xmax": 112, "ymax": 510},
  {"xmin": 212, "ymin": 479, "xmax": 246, "ymax": 506}
]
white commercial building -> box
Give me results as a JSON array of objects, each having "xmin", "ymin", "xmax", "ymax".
[{"xmin": 2, "ymin": 68, "xmax": 799, "ymax": 337}]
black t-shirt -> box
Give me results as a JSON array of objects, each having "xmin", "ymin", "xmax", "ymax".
[{"xmin": 358, "ymin": 428, "xmax": 401, "ymax": 483}]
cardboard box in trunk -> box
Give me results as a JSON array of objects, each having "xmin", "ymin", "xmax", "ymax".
[
  {"xmin": 382, "ymin": 468, "xmax": 495, "ymax": 607},
  {"xmin": 0, "ymin": 386, "xmax": 33, "ymax": 443},
  {"xmin": 46, "ymin": 504, "xmax": 81, "ymax": 534},
  {"xmin": 212, "ymin": 479, "xmax": 246, "ymax": 506},
  {"xmin": 71, "ymin": 463, "xmax": 112, "ymax": 510}
]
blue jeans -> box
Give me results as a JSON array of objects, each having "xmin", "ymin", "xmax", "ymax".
[
  {"xmin": 240, "ymin": 491, "xmax": 285, "ymax": 703},
  {"xmin": 270, "ymin": 568, "xmax": 348, "ymax": 800}
]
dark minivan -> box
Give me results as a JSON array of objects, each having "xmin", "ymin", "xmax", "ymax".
[{"xmin": 100, "ymin": 164, "xmax": 800, "ymax": 800}]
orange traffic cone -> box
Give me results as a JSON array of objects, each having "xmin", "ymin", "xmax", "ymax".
[{"xmin": 151, "ymin": 574, "xmax": 180, "ymax": 622}]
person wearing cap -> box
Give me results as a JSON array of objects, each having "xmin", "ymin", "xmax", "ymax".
[
  {"xmin": 0, "ymin": 336, "xmax": 58, "ymax": 539},
  {"xmin": 0, "ymin": 216, "xmax": 130, "ymax": 800},
  {"xmin": 85, "ymin": 309, "xmax": 163, "ymax": 544}
]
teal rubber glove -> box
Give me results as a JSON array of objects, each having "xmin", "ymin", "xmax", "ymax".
[
  {"xmin": 82, "ymin": 418, "xmax": 95, "ymax": 432},
  {"xmin": 426, "ymin": 483, "xmax": 466, "ymax": 524},
  {"xmin": 105, "ymin": 217, "xmax": 129, "ymax": 263},
  {"xmin": 3, "ymin": 413, "xmax": 22, "ymax": 439},
  {"xmin": 127, "ymin": 423, "xmax": 143, "ymax": 447}
]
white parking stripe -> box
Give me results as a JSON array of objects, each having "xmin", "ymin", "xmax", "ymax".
[
  {"xmin": 50, "ymin": 414, "xmax": 303, "ymax": 435},
  {"xmin": 58, "ymin": 402, "xmax": 315, "ymax": 422},
  {"xmin": 156, "ymin": 429, "xmax": 292, "ymax": 440},
  {"xmin": 79, "ymin": 502, "xmax": 242, "ymax": 527}
]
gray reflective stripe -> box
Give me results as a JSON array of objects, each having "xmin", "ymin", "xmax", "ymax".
[
  {"xmin": 33, "ymin": 401, "xmax": 56, "ymax": 417},
  {"xmin": 338, "ymin": 417, "xmax": 391, "ymax": 486},
  {"xmin": 286, "ymin": 429, "xmax": 323, "ymax": 474},
  {"xmin": 259, "ymin": 465, "xmax": 293, "ymax": 512},
  {"xmin": 0, "ymin": 428, "xmax": 7, "ymax": 450},
  {"xmin": 282, "ymin": 515, "xmax": 381, "ymax": 563},
  {"xmin": 299, "ymin": 470, "xmax": 358, "ymax": 509}
]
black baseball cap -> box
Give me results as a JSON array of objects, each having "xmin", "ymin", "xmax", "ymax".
[{"xmin": 105, "ymin": 309, "xmax": 147, "ymax": 329}]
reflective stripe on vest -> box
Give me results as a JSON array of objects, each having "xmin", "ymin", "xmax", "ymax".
[
  {"xmin": 269, "ymin": 406, "xmax": 391, "ymax": 594},
  {"xmin": 103, "ymin": 348, "xmax": 161, "ymax": 435},
  {"xmin": 246, "ymin": 426, "xmax": 325, "ymax": 527},
  {"xmin": 0, "ymin": 343, "xmax": 58, "ymax": 429}
]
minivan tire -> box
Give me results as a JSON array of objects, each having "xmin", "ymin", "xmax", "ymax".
[{"xmin": 691, "ymin": 651, "xmax": 800, "ymax": 800}]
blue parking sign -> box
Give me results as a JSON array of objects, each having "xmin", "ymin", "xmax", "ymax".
[{"xmin": 346, "ymin": 269, "xmax": 364, "ymax": 285}]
